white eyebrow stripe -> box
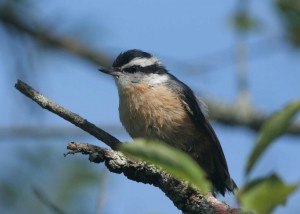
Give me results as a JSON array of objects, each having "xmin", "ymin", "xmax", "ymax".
[
  {"xmin": 148, "ymin": 74, "xmax": 170, "ymax": 86},
  {"xmin": 121, "ymin": 57, "xmax": 161, "ymax": 69}
]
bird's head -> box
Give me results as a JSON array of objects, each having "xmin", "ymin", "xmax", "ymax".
[{"xmin": 99, "ymin": 49, "xmax": 170, "ymax": 86}]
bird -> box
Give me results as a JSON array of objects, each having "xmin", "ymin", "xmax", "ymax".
[{"xmin": 99, "ymin": 49, "xmax": 237, "ymax": 195}]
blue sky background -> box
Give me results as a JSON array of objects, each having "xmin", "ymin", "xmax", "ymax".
[{"xmin": 1, "ymin": 0, "xmax": 300, "ymax": 213}]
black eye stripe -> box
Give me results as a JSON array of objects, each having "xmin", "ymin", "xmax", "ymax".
[
  {"xmin": 122, "ymin": 64, "xmax": 166, "ymax": 74},
  {"xmin": 123, "ymin": 65, "xmax": 140, "ymax": 73}
]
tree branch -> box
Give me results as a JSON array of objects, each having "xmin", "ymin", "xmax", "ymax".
[
  {"xmin": 14, "ymin": 80, "xmax": 121, "ymax": 150},
  {"xmin": 33, "ymin": 187, "xmax": 66, "ymax": 214},
  {"xmin": 65, "ymin": 142, "xmax": 242, "ymax": 214},
  {"xmin": 205, "ymin": 99, "xmax": 300, "ymax": 135},
  {"xmin": 3, "ymin": 8, "xmax": 300, "ymax": 135},
  {"xmin": 0, "ymin": 8, "xmax": 111, "ymax": 67},
  {"xmin": 15, "ymin": 80, "xmax": 242, "ymax": 213}
]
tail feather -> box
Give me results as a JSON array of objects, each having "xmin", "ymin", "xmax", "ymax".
[{"xmin": 226, "ymin": 177, "xmax": 238, "ymax": 193}]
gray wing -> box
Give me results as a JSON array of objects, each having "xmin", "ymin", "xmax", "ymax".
[
  {"xmin": 166, "ymin": 76, "xmax": 237, "ymax": 195},
  {"xmin": 181, "ymin": 87, "xmax": 229, "ymax": 173},
  {"xmin": 167, "ymin": 76, "xmax": 229, "ymax": 172}
]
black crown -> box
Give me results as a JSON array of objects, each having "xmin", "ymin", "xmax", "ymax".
[{"xmin": 112, "ymin": 49, "xmax": 153, "ymax": 68}]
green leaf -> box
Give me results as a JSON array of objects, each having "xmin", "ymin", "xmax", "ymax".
[
  {"xmin": 276, "ymin": 0, "xmax": 300, "ymax": 47},
  {"xmin": 120, "ymin": 139, "xmax": 211, "ymax": 194},
  {"xmin": 231, "ymin": 12, "xmax": 261, "ymax": 32},
  {"xmin": 238, "ymin": 174, "xmax": 298, "ymax": 214},
  {"xmin": 246, "ymin": 100, "xmax": 300, "ymax": 175}
]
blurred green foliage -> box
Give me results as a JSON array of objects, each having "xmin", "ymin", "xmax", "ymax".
[
  {"xmin": 239, "ymin": 100, "xmax": 300, "ymax": 213},
  {"xmin": 0, "ymin": 142, "xmax": 104, "ymax": 214},
  {"xmin": 238, "ymin": 174, "xmax": 297, "ymax": 214},
  {"xmin": 246, "ymin": 100, "xmax": 300, "ymax": 175},
  {"xmin": 276, "ymin": 0, "xmax": 300, "ymax": 47},
  {"xmin": 232, "ymin": 12, "xmax": 261, "ymax": 33}
]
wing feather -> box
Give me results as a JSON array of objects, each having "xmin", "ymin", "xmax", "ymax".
[{"xmin": 167, "ymin": 75, "xmax": 229, "ymax": 173}]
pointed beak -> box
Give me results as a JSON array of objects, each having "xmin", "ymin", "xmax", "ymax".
[
  {"xmin": 99, "ymin": 67, "xmax": 121, "ymax": 77},
  {"xmin": 98, "ymin": 68, "xmax": 113, "ymax": 75}
]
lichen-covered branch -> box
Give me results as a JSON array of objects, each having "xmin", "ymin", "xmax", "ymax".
[
  {"xmin": 15, "ymin": 80, "xmax": 242, "ymax": 213},
  {"xmin": 15, "ymin": 80, "xmax": 121, "ymax": 150},
  {"xmin": 65, "ymin": 142, "xmax": 242, "ymax": 214}
]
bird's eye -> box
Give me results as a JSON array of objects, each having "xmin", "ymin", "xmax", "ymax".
[
  {"xmin": 131, "ymin": 66, "xmax": 138, "ymax": 72},
  {"xmin": 124, "ymin": 65, "xmax": 139, "ymax": 73}
]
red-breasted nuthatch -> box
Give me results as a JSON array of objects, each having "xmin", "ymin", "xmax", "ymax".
[{"xmin": 99, "ymin": 49, "xmax": 237, "ymax": 195}]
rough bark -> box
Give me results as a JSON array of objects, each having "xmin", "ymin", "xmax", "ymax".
[
  {"xmin": 65, "ymin": 142, "xmax": 242, "ymax": 214},
  {"xmin": 15, "ymin": 80, "xmax": 244, "ymax": 214}
]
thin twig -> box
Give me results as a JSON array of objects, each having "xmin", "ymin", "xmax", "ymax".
[
  {"xmin": 33, "ymin": 187, "xmax": 66, "ymax": 214},
  {"xmin": 95, "ymin": 169, "xmax": 109, "ymax": 214},
  {"xmin": 15, "ymin": 80, "xmax": 121, "ymax": 149}
]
